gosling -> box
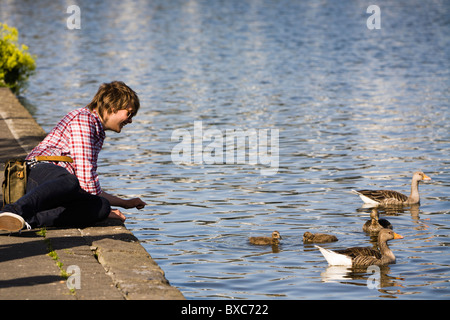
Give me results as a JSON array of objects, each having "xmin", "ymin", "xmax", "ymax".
[
  {"xmin": 303, "ymin": 231, "xmax": 338, "ymax": 243},
  {"xmin": 249, "ymin": 231, "xmax": 282, "ymax": 245}
]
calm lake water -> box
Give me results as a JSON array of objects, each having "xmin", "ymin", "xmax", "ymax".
[{"xmin": 1, "ymin": 0, "xmax": 449, "ymax": 299}]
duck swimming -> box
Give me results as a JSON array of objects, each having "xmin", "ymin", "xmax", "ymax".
[
  {"xmin": 351, "ymin": 172, "xmax": 431, "ymax": 207},
  {"xmin": 315, "ymin": 229, "xmax": 403, "ymax": 267},
  {"xmin": 249, "ymin": 231, "xmax": 282, "ymax": 245},
  {"xmin": 303, "ymin": 232, "xmax": 338, "ymax": 243},
  {"xmin": 363, "ymin": 208, "xmax": 392, "ymax": 234}
]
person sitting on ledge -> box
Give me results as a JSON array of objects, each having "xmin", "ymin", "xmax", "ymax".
[{"xmin": 0, "ymin": 81, "xmax": 147, "ymax": 231}]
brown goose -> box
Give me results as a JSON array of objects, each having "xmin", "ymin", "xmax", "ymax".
[
  {"xmin": 249, "ymin": 231, "xmax": 282, "ymax": 245},
  {"xmin": 352, "ymin": 172, "xmax": 431, "ymax": 206},
  {"xmin": 303, "ymin": 231, "xmax": 338, "ymax": 243},
  {"xmin": 315, "ymin": 229, "xmax": 403, "ymax": 267},
  {"xmin": 363, "ymin": 208, "xmax": 392, "ymax": 234}
]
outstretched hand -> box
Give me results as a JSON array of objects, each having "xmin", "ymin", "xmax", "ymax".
[
  {"xmin": 101, "ymin": 192, "xmax": 147, "ymax": 222},
  {"xmin": 100, "ymin": 192, "xmax": 147, "ymax": 210},
  {"xmin": 123, "ymin": 197, "xmax": 147, "ymax": 210}
]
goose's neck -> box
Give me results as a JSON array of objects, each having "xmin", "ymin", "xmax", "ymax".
[
  {"xmin": 378, "ymin": 239, "xmax": 395, "ymax": 263},
  {"xmin": 408, "ymin": 177, "xmax": 420, "ymax": 203}
]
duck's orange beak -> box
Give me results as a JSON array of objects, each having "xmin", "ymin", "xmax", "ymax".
[
  {"xmin": 423, "ymin": 174, "xmax": 431, "ymax": 181},
  {"xmin": 393, "ymin": 232, "xmax": 404, "ymax": 239}
]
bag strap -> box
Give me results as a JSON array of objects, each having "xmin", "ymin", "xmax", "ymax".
[{"xmin": 33, "ymin": 156, "xmax": 73, "ymax": 163}]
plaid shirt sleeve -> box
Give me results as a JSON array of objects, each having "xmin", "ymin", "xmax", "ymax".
[{"xmin": 68, "ymin": 111, "xmax": 104, "ymax": 195}]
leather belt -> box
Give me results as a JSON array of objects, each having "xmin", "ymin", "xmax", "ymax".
[{"xmin": 32, "ymin": 156, "xmax": 73, "ymax": 163}]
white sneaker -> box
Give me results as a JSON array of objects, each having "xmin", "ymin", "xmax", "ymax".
[{"xmin": 0, "ymin": 212, "xmax": 31, "ymax": 232}]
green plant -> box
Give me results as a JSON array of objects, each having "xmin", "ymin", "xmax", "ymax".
[
  {"xmin": 35, "ymin": 227, "xmax": 47, "ymax": 237},
  {"xmin": 36, "ymin": 227, "xmax": 73, "ymax": 290},
  {"xmin": 0, "ymin": 23, "xmax": 36, "ymax": 94}
]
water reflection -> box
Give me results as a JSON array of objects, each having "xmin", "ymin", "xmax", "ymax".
[
  {"xmin": 357, "ymin": 204, "xmax": 422, "ymax": 220},
  {"xmin": 320, "ymin": 265, "xmax": 403, "ymax": 291}
]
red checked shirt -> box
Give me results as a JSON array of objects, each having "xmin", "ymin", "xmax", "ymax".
[{"xmin": 26, "ymin": 108, "xmax": 105, "ymax": 195}]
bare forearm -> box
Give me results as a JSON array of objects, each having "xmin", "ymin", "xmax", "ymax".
[
  {"xmin": 100, "ymin": 191, "xmax": 127, "ymax": 207},
  {"xmin": 100, "ymin": 191, "xmax": 147, "ymax": 209}
]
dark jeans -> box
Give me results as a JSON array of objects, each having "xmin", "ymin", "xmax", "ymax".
[{"xmin": 3, "ymin": 163, "xmax": 110, "ymax": 228}]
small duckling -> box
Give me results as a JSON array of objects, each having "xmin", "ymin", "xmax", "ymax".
[
  {"xmin": 363, "ymin": 208, "xmax": 392, "ymax": 234},
  {"xmin": 302, "ymin": 231, "xmax": 338, "ymax": 243},
  {"xmin": 249, "ymin": 231, "xmax": 282, "ymax": 245}
]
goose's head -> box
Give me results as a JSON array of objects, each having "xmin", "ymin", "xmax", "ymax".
[
  {"xmin": 413, "ymin": 172, "xmax": 431, "ymax": 182},
  {"xmin": 379, "ymin": 228, "xmax": 403, "ymax": 242}
]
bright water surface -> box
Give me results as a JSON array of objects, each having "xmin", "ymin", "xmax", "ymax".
[{"xmin": 1, "ymin": 0, "xmax": 449, "ymax": 299}]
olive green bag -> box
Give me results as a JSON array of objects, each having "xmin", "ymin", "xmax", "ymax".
[
  {"xmin": 2, "ymin": 159, "xmax": 28, "ymax": 207},
  {"xmin": 2, "ymin": 156, "xmax": 73, "ymax": 207}
]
